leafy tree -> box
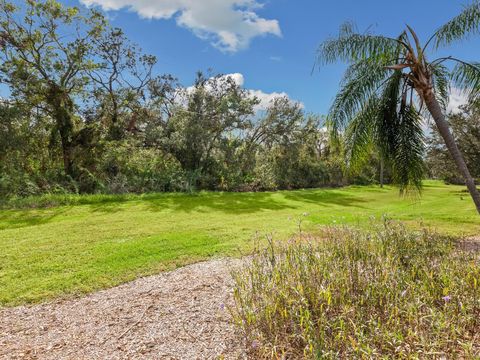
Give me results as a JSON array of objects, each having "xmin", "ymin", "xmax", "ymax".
[
  {"xmin": 98, "ymin": 139, "xmax": 185, "ymax": 193},
  {"xmin": 427, "ymin": 102, "xmax": 480, "ymax": 183},
  {"xmin": 0, "ymin": 0, "xmax": 107, "ymax": 179},
  {"xmin": 317, "ymin": 2, "xmax": 480, "ymax": 213},
  {"xmin": 247, "ymin": 97, "xmax": 304, "ymax": 150},
  {"xmin": 89, "ymin": 27, "xmax": 156, "ymax": 140},
  {"xmin": 247, "ymin": 98, "xmax": 344, "ymax": 189},
  {"xmin": 162, "ymin": 72, "xmax": 258, "ymax": 188}
]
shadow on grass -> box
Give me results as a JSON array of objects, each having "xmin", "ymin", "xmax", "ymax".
[
  {"xmin": 84, "ymin": 191, "xmax": 299, "ymax": 214},
  {"xmin": 143, "ymin": 192, "xmax": 296, "ymax": 214},
  {"xmin": 122, "ymin": 189, "xmax": 366, "ymax": 214},
  {"xmin": 281, "ymin": 189, "xmax": 369, "ymax": 209},
  {"xmin": 0, "ymin": 208, "xmax": 69, "ymax": 230},
  {"xmin": 0, "ymin": 188, "xmax": 370, "ymax": 229}
]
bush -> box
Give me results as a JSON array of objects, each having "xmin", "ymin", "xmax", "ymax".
[
  {"xmin": 0, "ymin": 168, "xmax": 76, "ymax": 198},
  {"xmin": 231, "ymin": 222, "xmax": 480, "ymax": 358},
  {"xmin": 99, "ymin": 141, "xmax": 187, "ymax": 193}
]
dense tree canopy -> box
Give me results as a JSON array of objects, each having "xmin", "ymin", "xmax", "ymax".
[
  {"xmin": 0, "ymin": 0, "xmax": 478, "ymax": 201},
  {"xmin": 0, "ymin": 0, "xmax": 368, "ymax": 198},
  {"xmin": 427, "ymin": 102, "xmax": 480, "ymax": 184}
]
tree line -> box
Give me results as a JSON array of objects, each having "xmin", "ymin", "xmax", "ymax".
[
  {"xmin": 0, "ymin": 0, "xmax": 478, "ymax": 202},
  {"xmin": 0, "ymin": 0, "xmax": 380, "ymax": 197}
]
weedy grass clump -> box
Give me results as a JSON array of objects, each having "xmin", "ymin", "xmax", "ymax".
[{"xmin": 231, "ymin": 221, "xmax": 480, "ymax": 359}]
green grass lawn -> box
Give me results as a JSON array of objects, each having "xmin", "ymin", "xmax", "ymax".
[{"xmin": 0, "ymin": 181, "xmax": 478, "ymax": 306}]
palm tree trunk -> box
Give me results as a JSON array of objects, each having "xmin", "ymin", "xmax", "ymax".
[{"xmin": 424, "ymin": 91, "xmax": 480, "ymax": 214}]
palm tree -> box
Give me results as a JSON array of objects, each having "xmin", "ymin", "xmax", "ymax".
[{"xmin": 317, "ymin": 2, "xmax": 480, "ymax": 214}]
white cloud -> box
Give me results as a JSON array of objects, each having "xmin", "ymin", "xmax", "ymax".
[
  {"xmin": 248, "ymin": 89, "xmax": 298, "ymax": 111},
  {"xmin": 184, "ymin": 73, "xmax": 244, "ymax": 94},
  {"xmin": 223, "ymin": 73, "xmax": 245, "ymax": 87},
  {"xmin": 183, "ymin": 73, "xmax": 301, "ymax": 112},
  {"xmin": 222, "ymin": 73, "xmax": 302, "ymax": 111},
  {"xmin": 80, "ymin": 0, "xmax": 281, "ymax": 52},
  {"xmin": 447, "ymin": 87, "xmax": 468, "ymax": 114}
]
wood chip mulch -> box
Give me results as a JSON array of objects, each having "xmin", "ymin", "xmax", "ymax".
[{"xmin": 0, "ymin": 259, "xmax": 246, "ymax": 360}]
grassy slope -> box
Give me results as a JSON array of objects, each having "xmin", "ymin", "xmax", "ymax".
[{"xmin": 0, "ymin": 181, "xmax": 478, "ymax": 306}]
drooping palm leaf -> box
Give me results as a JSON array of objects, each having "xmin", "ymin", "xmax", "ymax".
[
  {"xmin": 375, "ymin": 70, "xmax": 404, "ymax": 160},
  {"xmin": 329, "ymin": 58, "xmax": 393, "ymax": 131},
  {"xmin": 429, "ymin": 63, "xmax": 450, "ymax": 110},
  {"xmin": 434, "ymin": 1, "xmax": 480, "ymax": 48},
  {"xmin": 376, "ymin": 71, "xmax": 424, "ymax": 192},
  {"xmin": 391, "ymin": 105, "xmax": 425, "ymax": 193},
  {"xmin": 344, "ymin": 97, "xmax": 377, "ymax": 169},
  {"xmin": 317, "ymin": 22, "xmax": 406, "ymax": 65},
  {"xmin": 451, "ymin": 61, "xmax": 480, "ymax": 101}
]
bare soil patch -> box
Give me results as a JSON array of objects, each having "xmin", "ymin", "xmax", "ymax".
[{"xmin": 0, "ymin": 259, "xmax": 245, "ymax": 360}]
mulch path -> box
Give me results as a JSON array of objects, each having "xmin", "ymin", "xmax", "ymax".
[
  {"xmin": 0, "ymin": 259, "xmax": 246, "ymax": 360},
  {"xmin": 1, "ymin": 236, "xmax": 478, "ymax": 360}
]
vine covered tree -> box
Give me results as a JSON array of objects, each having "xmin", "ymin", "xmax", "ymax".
[
  {"xmin": 317, "ymin": 1, "xmax": 480, "ymax": 213},
  {"xmin": 0, "ymin": 0, "xmax": 106, "ymax": 179}
]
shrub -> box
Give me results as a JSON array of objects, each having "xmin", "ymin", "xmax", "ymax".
[
  {"xmin": 99, "ymin": 141, "xmax": 187, "ymax": 193},
  {"xmin": 231, "ymin": 222, "xmax": 480, "ymax": 358}
]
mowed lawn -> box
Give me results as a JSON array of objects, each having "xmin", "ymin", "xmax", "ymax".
[{"xmin": 0, "ymin": 181, "xmax": 478, "ymax": 306}]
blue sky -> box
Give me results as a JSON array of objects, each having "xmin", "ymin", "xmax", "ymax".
[{"xmin": 69, "ymin": 1, "xmax": 480, "ymax": 114}]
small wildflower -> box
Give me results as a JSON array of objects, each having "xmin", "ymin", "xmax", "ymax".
[
  {"xmin": 251, "ymin": 340, "xmax": 260, "ymax": 349},
  {"xmin": 219, "ymin": 303, "xmax": 225, "ymax": 310},
  {"xmin": 442, "ymin": 295, "xmax": 451, "ymax": 303}
]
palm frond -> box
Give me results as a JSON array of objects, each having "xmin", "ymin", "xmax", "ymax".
[
  {"xmin": 375, "ymin": 70, "xmax": 404, "ymax": 159},
  {"xmin": 434, "ymin": 1, "xmax": 480, "ymax": 48},
  {"xmin": 317, "ymin": 22, "xmax": 406, "ymax": 65},
  {"xmin": 391, "ymin": 105, "xmax": 425, "ymax": 193},
  {"xmin": 344, "ymin": 97, "xmax": 378, "ymax": 169},
  {"xmin": 373, "ymin": 72, "xmax": 425, "ymax": 192},
  {"xmin": 430, "ymin": 63, "xmax": 450, "ymax": 110},
  {"xmin": 329, "ymin": 58, "xmax": 393, "ymax": 131},
  {"xmin": 451, "ymin": 61, "xmax": 480, "ymax": 102}
]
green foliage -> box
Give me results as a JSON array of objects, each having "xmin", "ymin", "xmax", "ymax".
[
  {"xmin": 231, "ymin": 222, "xmax": 480, "ymax": 358},
  {"xmin": 317, "ymin": 3, "xmax": 480, "ymax": 199},
  {"xmin": 391, "ymin": 105, "xmax": 425, "ymax": 192},
  {"xmin": 0, "ymin": 73, "xmax": 362, "ymax": 197},
  {"xmin": 98, "ymin": 140, "xmax": 186, "ymax": 193},
  {"xmin": 2, "ymin": 0, "xmax": 480, "ymax": 200},
  {"xmin": 0, "ymin": 0, "xmax": 107, "ymax": 179},
  {"xmin": 451, "ymin": 62, "xmax": 480, "ymax": 102},
  {"xmin": 427, "ymin": 102, "xmax": 480, "ymax": 183},
  {"xmin": 318, "ymin": 30, "xmax": 427, "ymax": 193},
  {"xmin": 342, "ymin": 71, "xmax": 425, "ymax": 193},
  {"xmin": 0, "ymin": 101, "xmax": 70, "ymax": 196},
  {"xmin": 317, "ymin": 22, "xmax": 403, "ymax": 65},
  {"xmin": 434, "ymin": 1, "xmax": 480, "ymax": 48},
  {"xmin": 159, "ymin": 72, "xmax": 257, "ymax": 188},
  {"xmin": 0, "ymin": 1, "xmax": 387, "ymax": 198}
]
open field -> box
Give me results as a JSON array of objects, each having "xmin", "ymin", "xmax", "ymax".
[{"xmin": 0, "ymin": 181, "xmax": 478, "ymax": 306}]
